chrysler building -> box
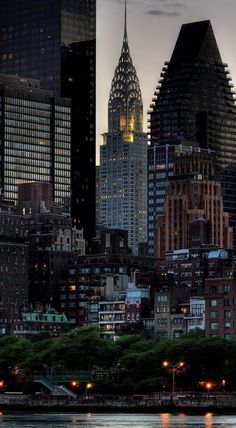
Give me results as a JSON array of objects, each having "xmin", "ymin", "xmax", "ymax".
[{"xmin": 99, "ymin": 2, "xmax": 147, "ymax": 254}]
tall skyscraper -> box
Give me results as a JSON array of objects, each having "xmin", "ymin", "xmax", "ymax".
[
  {"xmin": 0, "ymin": 0, "xmax": 96, "ymax": 240},
  {"xmin": 149, "ymin": 20, "xmax": 236, "ymax": 251},
  {"xmin": 0, "ymin": 74, "xmax": 71, "ymax": 212},
  {"xmin": 99, "ymin": 4, "xmax": 147, "ymax": 254}
]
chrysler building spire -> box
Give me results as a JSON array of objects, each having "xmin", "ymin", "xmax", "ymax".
[
  {"xmin": 108, "ymin": 0, "xmax": 143, "ymax": 133},
  {"xmin": 124, "ymin": 0, "xmax": 128, "ymax": 42}
]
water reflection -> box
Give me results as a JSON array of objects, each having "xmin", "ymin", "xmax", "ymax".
[
  {"xmin": 0, "ymin": 412, "xmax": 235, "ymax": 427},
  {"xmin": 160, "ymin": 413, "xmax": 171, "ymax": 428},
  {"xmin": 205, "ymin": 412, "xmax": 213, "ymax": 428}
]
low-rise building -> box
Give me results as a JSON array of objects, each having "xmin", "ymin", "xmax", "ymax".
[
  {"xmin": 99, "ymin": 291, "xmax": 126, "ymax": 339},
  {"xmin": 125, "ymin": 285, "xmax": 150, "ymax": 323},
  {"xmin": 154, "ymin": 281, "xmax": 190, "ymax": 340},
  {"xmin": 13, "ymin": 308, "xmax": 71, "ymax": 338},
  {"xmin": 59, "ymin": 251, "xmax": 155, "ymax": 326},
  {"xmin": 205, "ymin": 277, "xmax": 236, "ymax": 340}
]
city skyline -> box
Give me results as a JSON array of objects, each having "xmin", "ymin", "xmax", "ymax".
[{"xmin": 97, "ymin": 0, "xmax": 236, "ymax": 164}]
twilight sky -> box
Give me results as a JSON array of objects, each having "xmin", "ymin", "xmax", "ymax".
[{"xmin": 96, "ymin": 0, "xmax": 236, "ymax": 164}]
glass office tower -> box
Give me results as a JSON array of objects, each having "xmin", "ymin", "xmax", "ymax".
[
  {"xmin": 0, "ymin": 0, "xmax": 96, "ymax": 240},
  {"xmin": 0, "ymin": 74, "xmax": 71, "ymax": 212}
]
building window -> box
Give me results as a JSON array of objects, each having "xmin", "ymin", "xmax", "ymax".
[
  {"xmin": 210, "ymin": 322, "xmax": 218, "ymax": 330},
  {"xmin": 224, "ymin": 333, "xmax": 231, "ymax": 340},
  {"xmin": 224, "ymin": 322, "xmax": 231, "ymax": 329},
  {"xmin": 192, "ymin": 303, "xmax": 204, "ymax": 316},
  {"xmin": 173, "ymin": 330, "xmax": 183, "ymax": 338},
  {"xmin": 156, "ymin": 306, "xmax": 169, "ymax": 313},
  {"xmin": 157, "ymin": 295, "xmax": 168, "ymax": 302},
  {"xmin": 189, "ymin": 319, "xmax": 201, "ymax": 326},
  {"xmin": 224, "ymin": 285, "xmax": 231, "ymax": 293},
  {"xmin": 157, "ymin": 318, "xmax": 167, "ymax": 325},
  {"xmin": 209, "ymin": 311, "xmax": 216, "ymax": 318},
  {"xmin": 173, "ymin": 318, "xmax": 183, "ymax": 324},
  {"xmin": 209, "ymin": 299, "xmax": 217, "ymax": 307},
  {"xmin": 224, "ymin": 310, "xmax": 231, "ymax": 318}
]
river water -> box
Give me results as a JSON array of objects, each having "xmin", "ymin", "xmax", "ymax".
[{"xmin": 0, "ymin": 412, "xmax": 235, "ymax": 427}]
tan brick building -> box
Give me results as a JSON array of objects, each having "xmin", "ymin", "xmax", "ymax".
[{"xmin": 155, "ymin": 151, "xmax": 233, "ymax": 257}]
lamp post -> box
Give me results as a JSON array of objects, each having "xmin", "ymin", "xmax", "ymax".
[
  {"xmin": 162, "ymin": 360, "xmax": 185, "ymax": 395},
  {"xmin": 85, "ymin": 382, "xmax": 93, "ymax": 399}
]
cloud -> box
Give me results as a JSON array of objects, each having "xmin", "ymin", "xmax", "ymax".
[{"xmin": 147, "ymin": 9, "xmax": 180, "ymax": 16}]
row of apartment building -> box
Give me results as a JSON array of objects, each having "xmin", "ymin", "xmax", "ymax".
[{"xmin": 1, "ymin": 180, "xmax": 236, "ymax": 341}]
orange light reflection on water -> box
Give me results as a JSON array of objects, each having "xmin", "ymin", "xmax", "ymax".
[
  {"xmin": 205, "ymin": 412, "xmax": 213, "ymax": 428},
  {"xmin": 160, "ymin": 413, "xmax": 170, "ymax": 428}
]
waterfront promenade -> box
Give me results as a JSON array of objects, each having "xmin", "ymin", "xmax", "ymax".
[{"xmin": 0, "ymin": 393, "xmax": 236, "ymax": 412}]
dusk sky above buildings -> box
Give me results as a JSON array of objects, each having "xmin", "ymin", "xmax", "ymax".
[{"xmin": 96, "ymin": 0, "xmax": 236, "ymax": 164}]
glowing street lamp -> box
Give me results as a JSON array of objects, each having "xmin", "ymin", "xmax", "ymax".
[
  {"xmin": 162, "ymin": 361, "xmax": 185, "ymax": 394},
  {"xmin": 205, "ymin": 382, "xmax": 213, "ymax": 392},
  {"xmin": 71, "ymin": 381, "xmax": 79, "ymax": 388},
  {"xmin": 86, "ymin": 383, "xmax": 93, "ymax": 390}
]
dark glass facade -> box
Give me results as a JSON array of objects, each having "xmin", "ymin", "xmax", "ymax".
[
  {"xmin": 0, "ymin": 0, "xmax": 96, "ymax": 240},
  {"xmin": 0, "ymin": 75, "xmax": 71, "ymax": 212},
  {"xmin": 149, "ymin": 20, "xmax": 236, "ymax": 247}
]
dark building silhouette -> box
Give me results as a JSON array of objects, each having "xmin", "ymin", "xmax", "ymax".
[
  {"xmin": 149, "ymin": 20, "xmax": 236, "ymax": 247},
  {"xmin": 100, "ymin": 229, "xmax": 129, "ymax": 256},
  {"xmin": 0, "ymin": 0, "xmax": 96, "ymax": 241}
]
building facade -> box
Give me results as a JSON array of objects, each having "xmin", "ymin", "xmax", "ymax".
[
  {"xmin": 0, "ymin": 74, "xmax": 71, "ymax": 213},
  {"xmin": 154, "ymin": 282, "xmax": 190, "ymax": 340},
  {"xmin": 59, "ymin": 249, "xmax": 155, "ymax": 327},
  {"xmin": 0, "ymin": 200, "xmax": 29, "ymax": 335},
  {"xmin": 148, "ymin": 144, "xmax": 204, "ymax": 256},
  {"xmin": 149, "ymin": 20, "xmax": 236, "ymax": 248},
  {"xmin": 205, "ymin": 277, "xmax": 236, "ymax": 340},
  {"xmin": 13, "ymin": 308, "xmax": 71, "ymax": 338},
  {"xmin": 155, "ymin": 149, "xmax": 233, "ymax": 258},
  {"xmin": 0, "ymin": 0, "xmax": 96, "ymax": 240},
  {"xmin": 99, "ymin": 6, "xmax": 147, "ymax": 254}
]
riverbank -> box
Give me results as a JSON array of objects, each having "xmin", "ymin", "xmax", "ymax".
[{"xmin": 1, "ymin": 394, "xmax": 236, "ymax": 413}]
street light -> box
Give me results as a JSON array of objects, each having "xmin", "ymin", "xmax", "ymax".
[
  {"xmin": 71, "ymin": 381, "xmax": 79, "ymax": 388},
  {"xmin": 162, "ymin": 360, "xmax": 185, "ymax": 395},
  {"xmin": 86, "ymin": 383, "xmax": 93, "ymax": 390},
  {"xmin": 205, "ymin": 382, "xmax": 212, "ymax": 391}
]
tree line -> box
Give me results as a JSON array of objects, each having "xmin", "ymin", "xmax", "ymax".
[{"xmin": 0, "ymin": 328, "xmax": 236, "ymax": 394}]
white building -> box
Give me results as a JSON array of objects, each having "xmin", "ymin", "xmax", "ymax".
[{"xmin": 185, "ymin": 296, "xmax": 205, "ymax": 333}]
